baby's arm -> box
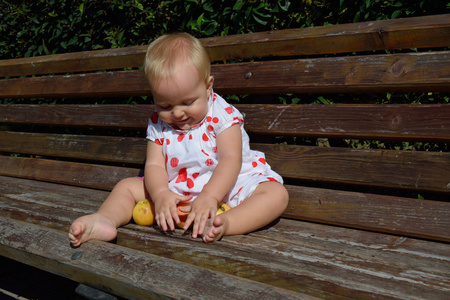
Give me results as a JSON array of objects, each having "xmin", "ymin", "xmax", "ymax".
[
  {"xmin": 184, "ymin": 124, "xmax": 242, "ymax": 238},
  {"xmin": 145, "ymin": 141, "xmax": 191, "ymax": 231}
]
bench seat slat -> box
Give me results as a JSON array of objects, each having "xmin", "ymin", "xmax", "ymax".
[
  {"xmin": 0, "ymin": 217, "xmax": 311, "ymax": 300},
  {"xmin": 1, "ymin": 169, "xmax": 448, "ymax": 241},
  {"xmin": 1, "ymin": 104, "xmax": 450, "ymax": 142},
  {"xmin": 1, "ymin": 51, "xmax": 449, "ymax": 98},
  {"xmin": 1, "ymin": 178, "xmax": 449, "ymax": 298},
  {"xmin": 1, "ymin": 15, "xmax": 448, "ymax": 77}
]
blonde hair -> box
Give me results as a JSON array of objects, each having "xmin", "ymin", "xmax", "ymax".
[{"xmin": 144, "ymin": 33, "xmax": 211, "ymax": 89}]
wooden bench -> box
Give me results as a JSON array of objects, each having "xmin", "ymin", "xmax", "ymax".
[{"xmin": 1, "ymin": 14, "xmax": 449, "ymax": 299}]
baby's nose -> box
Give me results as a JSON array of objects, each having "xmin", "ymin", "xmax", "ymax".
[{"xmin": 172, "ymin": 106, "xmax": 184, "ymax": 118}]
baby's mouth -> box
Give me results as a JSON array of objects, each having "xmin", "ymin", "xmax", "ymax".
[
  {"xmin": 172, "ymin": 117, "xmax": 191, "ymax": 129},
  {"xmin": 175, "ymin": 117, "xmax": 190, "ymax": 124}
]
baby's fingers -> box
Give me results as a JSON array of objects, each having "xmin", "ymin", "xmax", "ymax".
[{"xmin": 191, "ymin": 209, "xmax": 216, "ymax": 239}]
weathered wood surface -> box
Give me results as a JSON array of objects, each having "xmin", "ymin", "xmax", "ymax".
[
  {"xmin": 284, "ymin": 185, "xmax": 450, "ymax": 242},
  {"xmin": 0, "ymin": 157, "xmax": 141, "ymax": 190},
  {"xmin": 1, "ymin": 14, "xmax": 448, "ymax": 77},
  {"xmin": 259, "ymin": 144, "xmax": 450, "ymax": 194},
  {"xmin": 2, "ymin": 104, "xmax": 450, "ymax": 142},
  {"xmin": 2, "ymin": 51, "xmax": 449, "ymax": 98},
  {"xmin": 0, "ymin": 218, "xmax": 313, "ymax": 300},
  {"xmin": 1, "ymin": 166, "xmax": 449, "ymax": 242},
  {"xmin": 204, "ymin": 14, "xmax": 450, "ymax": 61},
  {"xmin": 0, "ymin": 131, "xmax": 146, "ymax": 165},
  {"xmin": 1, "ymin": 132, "xmax": 449, "ymax": 194},
  {"xmin": 1, "ymin": 177, "xmax": 449, "ymax": 299}
]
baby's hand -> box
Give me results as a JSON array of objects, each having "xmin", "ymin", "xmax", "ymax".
[
  {"xmin": 182, "ymin": 195, "xmax": 218, "ymax": 239},
  {"xmin": 153, "ymin": 191, "xmax": 192, "ymax": 232}
]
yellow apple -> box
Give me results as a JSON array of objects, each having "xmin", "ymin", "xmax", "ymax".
[{"xmin": 132, "ymin": 199, "xmax": 155, "ymax": 226}]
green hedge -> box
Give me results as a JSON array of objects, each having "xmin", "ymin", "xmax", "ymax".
[{"xmin": 1, "ymin": 0, "xmax": 448, "ymax": 59}]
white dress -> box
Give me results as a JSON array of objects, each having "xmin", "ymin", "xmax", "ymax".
[{"xmin": 146, "ymin": 92, "xmax": 283, "ymax": 208}]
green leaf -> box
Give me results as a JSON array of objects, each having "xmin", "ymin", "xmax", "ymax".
[
  {"xmin": 253, "ymin": 14, "xmax": 268, "ymax": 26},
  {"xmin": 203, "ymin": 2, "xmax": 214, "ymax": 12},
  {"xmin": 197, "ymin": 13, "xmax": 205, "ymax": 28},
  {"xmin": 353, "ymin": 11, "xmax": 360, "ymax": 23},
  {"xmin": 67, "ymin": 35, "xmax": 78, "ymax": 46},
  {"xmin": 279, "ymin": 1, "xmax": 290, "ymax": 11},
  {"xmin": 233, "ymin": 1, "xmax": 245, "ymax": 11},
  {"xmin": 42, "ymin": 39, "xmax": 50, "ymax": 55},
  {"xmin": 317, "ymin": 96, "xmax": 331, "ymax": 104},
  {"xmin": 391, "ymin": 10, "xmax": 401, "ymax": 19}
]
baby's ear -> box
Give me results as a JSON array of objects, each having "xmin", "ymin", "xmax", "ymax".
[
  {"xmin": 206, "ymin": 76, "xmax": 214, "ymax": 96},
  {"xmin": 207, "ymin": 76, "xmax": 214, "ymax": 89}
]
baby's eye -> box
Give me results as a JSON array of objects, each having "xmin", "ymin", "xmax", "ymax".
[
  {"xmin": 157, "ymin": 105, "xmax": 171, "ymax": 110},
  {"xmin": 184, "ymin": 99, "xmax": 196, "ymax": 106}
]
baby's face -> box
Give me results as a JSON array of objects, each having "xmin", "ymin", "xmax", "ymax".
[{"xmin": 151, "ymin": 63, "xmax": 213, "ymax": 131}]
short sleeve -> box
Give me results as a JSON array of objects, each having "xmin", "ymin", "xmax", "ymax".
[
  {"xmin": 146, "ymin": 110, "xmax": 164, "ymax": 145},
  {"xmin": 210, "ymin": 94, "xmax": 245, "ymax": 136}
]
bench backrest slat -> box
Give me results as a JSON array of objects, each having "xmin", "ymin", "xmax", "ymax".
[
  {"xmin": 1, "ymin": 14, "xmax": 448, "ymax": 77},
  {"xmin": 2, "ymin": 51, "xmax": 449, "ymax": 98},
  {"xmin": 286, "ymin": 186, "xmax": 450, "ymax": 242},
  {"xmin": 0, "ymin": 156, "xmax": 139, "ymax": 191},
  {"xmin": 205, "ymin": 14, "xmax": 450, "ymax": 61},
  {"xmin": 257, "ymin": 144, "xmax": 450, "ymax": 194},
  {"xmin": 2, "ymin": 104, "xmax": 449, "ymax": 142},
  {"xmin": 1, "ymin": 131, "xmax": 449, "ymax": 194}
]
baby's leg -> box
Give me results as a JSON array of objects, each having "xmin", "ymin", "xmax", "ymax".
[
  {"xmin": 202, "ymin": 181, "xmax": 289, "ymax": 242},
  {"xmin": 69, "ymin": 177, "xmax": 147, "ymax": 246}
]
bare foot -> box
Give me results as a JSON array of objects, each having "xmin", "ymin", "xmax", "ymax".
[
  {"xmin": 69, "ymin": 213, "xmax": 118, "ymax": 247},
  {"xmin": 202, "ymin": 214, "xmax": 228, "ymax": 243}
]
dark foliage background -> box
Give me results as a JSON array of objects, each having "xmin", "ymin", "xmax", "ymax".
[{"xmin": 1, "ymin": 0, "xmax": 447, "ymax": 58}]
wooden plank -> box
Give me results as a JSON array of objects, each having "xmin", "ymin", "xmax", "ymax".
[
  {"xmin": 283, "ymin": 185, "xmax": 450, "ymax": 242},
  {"xmin": 116, "ymin": 223, "xmax": 450, "ymax": 299},
  {"xmin": 0, "ymin": 46, "xmax": 147, "ymax": 78},
  {"xmin": 2, "ymin": 104, "xmax": 450, "ymax": 142},
  {"xmin": 242, "ymin": 104, "xmax": 450, "ymax": 142},
  {"xmin": 0, "ymin": 104, "xmax": 152, "ymax": 129},
  {"xmin": 256, "ymin": 144, "xmax": 450, "ymax": 194},
  {"xmin": 1, "ymin": 177, "xmax": 449, "ymax": 298},
  {"xmin": 2, "ymin": 51, "xmax": 449, "ymax": 98},
  {"xmin": 0, "ymin": 131, "xmax": 146, "ymax": 165},
  {"xmin": 0, "ymin": 217, "xmax": 311, "ymax": 300},
  {"xmin": 1, "ymin": 14, "xmax": 448, "ymax": 77},
  {"xmin": 212, "ymin": 51, "xmax": 450, "ymax": 95},
  {"xmin": 0, "ymin": 157, "xmax": 139, "ymax": 190},
  {"xmin": 204, "ymin": 14, "xmax": 450, "ymax": 61}
]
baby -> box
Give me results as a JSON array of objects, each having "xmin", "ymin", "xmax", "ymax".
[{"xmin": 69, "ymin": 33, "xmax": 289, "ymax": 245}]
